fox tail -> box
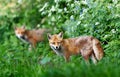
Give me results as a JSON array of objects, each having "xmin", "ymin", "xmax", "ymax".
[{"xmin": 92, "ymin": 38, "xmax": 104, "ymax": 61}]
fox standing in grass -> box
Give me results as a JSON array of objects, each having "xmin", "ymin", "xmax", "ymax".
[
  {"xmin": 14, "ymin": 26, "xmax": 50, "ymax": 49},
  {"xmin": 47, "ymin": 32, "xmax": 104, "ymax": 64}
]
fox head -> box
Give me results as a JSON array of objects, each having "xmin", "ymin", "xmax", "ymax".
[
  {"xmin": 47, "ymin": 32, "xmax": 63, "ymax": 50},
  {"xmin": 14, "ymin": 26, "xmax": 27, "ymax": 41}
]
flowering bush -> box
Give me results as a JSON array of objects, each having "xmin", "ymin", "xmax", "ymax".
[{"xmin": 0, "ymin": 0, "xmax": 120, "ymax": 77}]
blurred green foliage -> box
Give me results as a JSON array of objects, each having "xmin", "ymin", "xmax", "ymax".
[{"xmin": 0, "ymin": 0, "xmax": 120, "ymax": 77}]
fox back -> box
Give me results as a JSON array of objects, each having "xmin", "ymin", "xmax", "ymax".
[{"xmin": 48, "ymin": 32, "xmax": 104, "ymax": 64}]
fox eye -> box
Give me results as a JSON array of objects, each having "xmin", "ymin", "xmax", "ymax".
[
  {"xmin": 57, "ymin": 42, "xmax": 60, "ymax": 44},
  {"xmin": 21, "ymin": 31, "xmax": 25, "ymax": 34},
  {"xmin": 18, "ymin": 32, "xmax": 21, "ymax": 34},
  {"xmin": 51, "ymin": 42, "xmax": 55, "ymax": 44}
]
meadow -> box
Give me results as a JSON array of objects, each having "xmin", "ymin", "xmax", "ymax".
[{"xmin": 0, "ymin": 0, "xmax": 120, "ymax": 77}]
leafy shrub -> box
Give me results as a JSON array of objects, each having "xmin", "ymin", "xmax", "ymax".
[{"xmin": 0, "ymin": 0, "xmax": 120, "ymax": 77}]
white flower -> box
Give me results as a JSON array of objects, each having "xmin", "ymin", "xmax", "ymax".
[
  {"xmin": 116, "ymin": 29, "xmax": 118, "ymax": 31},
  {"xmin": 81, "ymin": 0, "xmax": 87, "ymax": 5},
  {"xmin": 58, "ymin": 9, "xmax": 63, "ymax": 13},
  {"xmin": 71, "ymin": 4, "xmax": 74, "ymax": 8},
  {"xmin": 51, "ymin": 16, "xmax": 56, "ymax": 21},
  {"xmin": 112, "ymin": 0, "xmax": 118, "ymax": 4},
  {"xmin": 107, "ymin": 4, "xmax": 112, "ymax": 9},
  {"xmin": 18, "ymin": 0, "xmax": 22, "ymax": 4},
  {"xmin": 48, "ymin": 12, "xmax": 52, "ymax": 17},
  {"xmin": 66, "ymin": 0, "xmax": 72, "ymax": 2},
  {"xmin": 58, "ymin": 15, "xmax": 61, "ymax": 19},
  {"xmin": 37, "ymin": 24, "xmax": 40, "ymax": 27},
  {"xmin": 75, "ymin": 1, "xmax": 80, "ymax": 5},
  {"xmin": 104, "ymin": 35, "xmax": 108, "ymax": 38},
  {"xmin": 70, "ymin": 15, "xmax": 74, "ymax": 20},
  {"xmin": 84, "ymin": 24, "xmax": 88, "ymax": 27},
  {"xmin": 79, "ymin": 14, "xmax": 84, "ymax": 19},
  {"xmin": 54, "ymin": 0, "xmax": 59, "ymax": 3},
  {"xmin": 41, "ymin": 11, "xmax": 46, "ymax": 15},
  {"xmin": 77, "ymin": 21, "xmax": 81, "ymax": 25},
  {"xmin": 64, "ymin": 7, "xmax": 67, "ymax": 12},
  {"xmin": 83, "ymin": 8, "xmax": 88, "ymax": 13},
  {"xmin": 51, "ymin": 6, "xmax": 56, "ymax": 12},
  {"xmin": 111, "ymin": 29, "xmax": 116, "ymax": 33},
  {"xmin": 116, "ymin": 4, "xmax": 120, "ymax": 8},
  {"xmin": 95, "ymin": 22, "xmax": 100, "ymax": 25},
  {"xmin": 39, "ymin": 3, "xmax": 48, "ymax": 12},
  {"xmin": 115, "ymin": 14, "xmax": 120, "ymax": 18}
]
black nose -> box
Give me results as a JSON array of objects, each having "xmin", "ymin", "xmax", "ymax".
[
  {"xmin": 55, "ymin": 46, "xmax": 61, "ymax": 50},
  {"xmin": 56, "ymin": 46, "xmax": 59, "ymax": 49},
  {"xmin": 21, "ymin": 36, "xmax": 25, "ymax": 39}
]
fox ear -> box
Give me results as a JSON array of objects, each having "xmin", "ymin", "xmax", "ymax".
[
  {"xmin": 58, "ymin": 32, "xmax": 63, "ymax": 38},
  {"xmin": 14, "ymin": 26, "xmax": 17, "ymax": 30},
  {"xmin": 47, "ymin": 33, "xmax": 52, "ymax": 40},
  {"xmin": 21, "ymin": 25, "xmax": 25, "ymax": 29}
]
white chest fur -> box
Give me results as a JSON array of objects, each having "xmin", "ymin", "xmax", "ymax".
[
  {"xmin": 16, "ymin": 34, "xmax": 29, "ymax": 43},
  {"xmin": 51, "ymin": 46, "xmax": 63, "ymax": 56}
]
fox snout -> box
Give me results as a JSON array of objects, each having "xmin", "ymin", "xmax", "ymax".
[
  {"xmin": 16, "ymin": 33, "xmax": 27, "ymax": 40},
  {"xmin": 51, "ymin": 45, "xmax": 61, "ymax": 50},
  {"xmin": 54, "ymin": 46, "xmax": 61, "ymax": 50},
  {"xmin": 16, "ymin": 34, "xmax": 23, "ymax": 38},
  {"xmin": 20, "ymin": 35, "xmax": 26, "ymax": 40}
]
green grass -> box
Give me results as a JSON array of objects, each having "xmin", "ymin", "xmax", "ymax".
[{"xmin": 0, "ymin": 40, "xmax": 120, "ymax": 77}]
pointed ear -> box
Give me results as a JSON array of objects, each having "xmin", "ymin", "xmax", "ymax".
[
  {"xmin": 58, "ymin": 32, "xmax": 63, "ymax": 38},
  {"xmin": 14, "ymin": 26, "xmax": 17, "ymax": 30},
  {"xmin": 47, "ymin": 33, "xmax": 52, "ymax": 40},
  {"xmin": 21, "ymin": 25, "xmax": 25, "ymax": 29}
]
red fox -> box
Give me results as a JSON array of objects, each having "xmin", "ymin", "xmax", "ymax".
[
  {"xmin": 47, "ymin": 32, "xmax": 104, "ymax": 64},
  {"xmin": 14, "ymin": 26, "xmax": 50, "ymax": 49}
]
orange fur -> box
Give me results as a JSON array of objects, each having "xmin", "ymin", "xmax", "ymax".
[
  {"xmin": 15, "ymin": 26, "xmax": 50, "ymax": 49},
  {"xmin": 47, "ymin": 32, "xmax": 104, "ymax": 64}
]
